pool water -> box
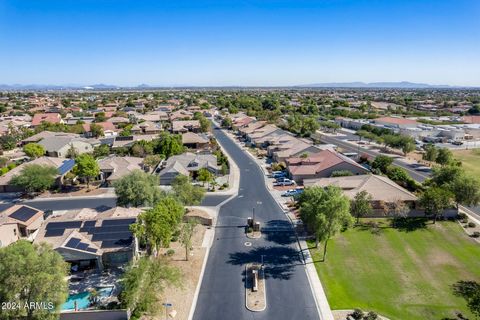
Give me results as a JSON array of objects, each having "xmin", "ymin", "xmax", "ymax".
[{"xmin": 61, "ymin": 286, "xmax": 114, "ymax": 311}]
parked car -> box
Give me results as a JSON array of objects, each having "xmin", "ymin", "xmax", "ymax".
[
  {"xmin": 274, "ymin": 179, "xmax": 295, "ymax": 186},
  {"xmin": 281, "ymin": 188, "xmax": 304, "ymax": 197},
  {"xmin": 452, "ymin": 141, "xmax": 464, "ymax": 146},
  {"xmin": 271, "ymin": 171, "xmax": 287, "ymax": 178}
]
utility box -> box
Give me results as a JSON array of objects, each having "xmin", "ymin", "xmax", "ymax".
[
  {"xmin": 253, "ymin": 221, "xmax": 260, "ymax": 232},
  {"xmin": 247, "ymin": 217, "xmax": 253, "ymax": 227},
  {"xmin": 252, "ymin": 269, "xmax": 258, "ymax": 292}
]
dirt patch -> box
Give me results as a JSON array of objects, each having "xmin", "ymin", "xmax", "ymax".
[
  {"xmin": 142, "ymin": 225, "xmax": 207, "ymax": 320},
  {"xmin": 39, "ymin": 186, "xmax": 110, "ymax": 198}
]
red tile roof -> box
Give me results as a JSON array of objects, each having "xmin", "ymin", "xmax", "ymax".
[{"xmin": 31, "ymin": 113, "xmax": 62, "ymax": 126}]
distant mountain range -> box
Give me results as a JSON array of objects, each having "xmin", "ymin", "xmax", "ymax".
[
  {"xmin": 296, "ymin": 81, "xmax": 464, "ymax": 88},
  {"xmin": 0, "ymin": 81, "xmax": 477, "ymax": 90}
]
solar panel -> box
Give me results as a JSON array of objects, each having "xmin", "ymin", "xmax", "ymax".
[
  {"xmin": 46, "ymin": 221, "xmax": 82, "ymax": 230},
  {"xmin": 45, "ymin": 229, "xmax": 65, "ymax": 237},
  {"xmin": 101, "ymin": 218, "xmax": 136, "ymax": 227},
  {"xmin": 94, "ymin": 225, "xmax": 131, "ymax": 234},
  {"xmin": 77, "ymin": 243, "xmax": 89, "ymax": 251},
  {"xmin": 9, "ymin": 206, "xmax": 39, "ymax": 222},
  {"xmin": 65, "ymin": 238, "xmax": 81, "ymax": 248},
  {"xmin": 92, "ymin": 231, "xmax": 132, "ymax": 241},
  {"xmin": 100, "ymin": 239, "xmax": 132, "ymax": 248},
  {"xmin": 85, "ymin": 247, "xmax": 98, "ymax": 253},
  {"xmin": 58, "ymin": 159, "xmax": 76, "ymax": 175},
  {"xmin": 83, "ymin": 221, "xmax": 96, "ymax": 227}
]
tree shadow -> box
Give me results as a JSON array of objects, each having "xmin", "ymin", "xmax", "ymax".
[
  {"xmin": 391, "ymin": 217, "xmax": 428, "ymax": 232},
  {"xmin": 227, "ymin": 246, "xmax": 302, "ymax": 280},
  {"xmin": 262, "ymin": 220, "xmax": 297, "ymax": 245}
]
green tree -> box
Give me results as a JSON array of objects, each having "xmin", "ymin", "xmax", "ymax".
[
  {"xmin": 131, "ymin": 196, "xmax": 185, "ymax": 254},
  {"xmin": 193, "ymin": 112, "xmax": 210, "ymax": 132},
  {"xmin": 371, "ymin": 155, "xmax": 394, "ymax": 174},
  {"xmin": 74, "ymin": 153, "xmax": 100, "ymax": 189},
  {"xmin": 429, "ymin": 165, "xmax": 463, "ymax": 187},
  {"xmin": 114, "ymin": 170, "xmax": 163, "ymax": 207},
  {"xmin": 221, "ymin": 117, "xmax": 233, "ymax": 128},
  {"xmin": 419, "ymin": 187, "xmax": 452, "ymax": 223},
  {"xmin": 448, "ymin": 174, "xmax": 480, "ymax": 208},
  {"xmin": 23, "ymin": 143, "xmax": 45, "ymax": 158},
  {"xmin": 180, "ymin": 219, "xmax": 198, "ymax": 261},
  {"xmin": 351, "ymin": 190, "xmax": 373, "ymax": 224},
  {"xmin": 93, "ymin": 144, "xmax": 110, "ymax": 158},
  {"xmin": 143, "ymin": 154, "xmax": 163, "ymax": 170},
  {"xmin": 423, "ymin": 144, "xmax": 438, "ymax": 162},
  {"xmin": 154, "ymin": 132, "xmax": 185, "ymax": 158},
  {"xmin": 119, "ymin": 257, "xmax": 181, "ymax": 318},
  {"xmin": 299, "ymin": 186, "xmax": 352, "ymax": 260},
  {"xmin": 89, "ymin": 123, "xmax": 104, "ymax": 138},
  {"xmin": 436, "ymin": 148, "xmax": 453, "ymax": 166},
  {"xmin": 0, "ymin": 241, "xmax": 69, "ymax": 320},
  {"xmin": 10, "ymin": 164, "xmax": 57, "ymax": 194},
  {"xmin": 401, "ymin": 140, "xmax": 415, "ymax": 156},
  {"xmin": 94, "ymin": 112, "xmax": 106, "ymax": 122},
  {"xmin": 171, "ymin": 175, "xmax": 205, "ymax": 206},
  {"xmin": 197, "ymin": 168, "xmax": 214, "ymax": 186},
  {"xmin": 0, "ymin": 135, "xmax": 17, "ymax": 151}
]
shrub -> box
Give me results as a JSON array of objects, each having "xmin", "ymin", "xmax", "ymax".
[
  {"xmin": 468, "ymin": 222, "xmax": 476, "ymax": 228},
  {"xmin": 166, "ymin": 249, "xmax": 175, "ymax": 256},
  {"xmin": 364, "ymin": 311, "xmax": 378, "ymax": 320},
  {"xmin": 350, "ymin": 309, "xmax": 364, "ymax": 320},
  {"xmin": 472, "ymin": 232, "xmax": 480, "ymax": 238},
  {"xmin": 458, "ymin": 212, "xmax": 467, "ymax": 220}
]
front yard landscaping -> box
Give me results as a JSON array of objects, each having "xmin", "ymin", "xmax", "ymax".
[{"xmin": 309, "ymin": 219, "xmax": 480, "ymax": 320}]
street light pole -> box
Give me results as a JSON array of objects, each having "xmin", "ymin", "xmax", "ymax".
[{"xmin": 252, "ymin": 207, "xmax": 255, "ymax": 225}]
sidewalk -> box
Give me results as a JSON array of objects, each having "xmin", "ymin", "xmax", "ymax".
[{"xmin": 222, "ymin": 128, "xmax": 335, "ymax": 320}]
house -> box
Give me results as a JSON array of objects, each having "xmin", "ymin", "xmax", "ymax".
[
  {"xmin": 82, "ymin": 122, "xmax": 118, "ymax": 137},
  {"xmin": 106, "ymin": 117, "xmax": 130, "ymax": 125},
  {"xmin": 303, "ymin": 174, "xmax": 419, "ymax": 216},
  {"xmin": 131, "ymin": 121, "xmax": 162, "ymax": 135},
  {"xmin": 169, "ymin": 110, "xmax": 193, "ymax": 121},
  {"xmin": 0, "ymin": 157, "xmax": 75, "ymax": 193},
  {"xmin": 138, "ymin": 111, "xmax": 169, "ymax": 122},
  {"xmin": 39, "ymin": 136, "xmax": 94, "ymax": 157},
  {"xmin": 98, "ymin": 156, "xmax": 146, "ymax": 186},
  {"xmin": 172, "ymin": 120, "xmax": 200, "ymax": 133},
  {"xmin": 286, "ymin": 149, "xmax": 369, "ymax": 184},
  {"xmin": 31, "ymin": 113, "xmax": 63, "ymax": 127},
  {"xmin": 182, "ymin": 132, "xmax": 209, "ymax": 150},
  {"xmin": 21, "ymin": 131, "xmax": 79, "ymax": 146},
  {"xmin": 0, "ymin": 205, "xmax": 44, "ymax": 247},
  {"xmin": 158, "ymin": 152, "xmax": 220, "ymax": 185},
  {"xmin": 34, "ymin": 207, "xmax": 142, "ymax": 270}
]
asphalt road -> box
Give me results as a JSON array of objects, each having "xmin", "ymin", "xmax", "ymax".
[{"xmin": 193, "ymin": 127, "xmax": 319, "ymax": 320}]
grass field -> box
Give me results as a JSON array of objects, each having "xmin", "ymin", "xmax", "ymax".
[
  {"xmin": 309, "ymin": 219, "xmax": 480, "ymax": 320},
  {"xmin": 453, "ymin": 149, "xmax": 480, "ymax": 180}
]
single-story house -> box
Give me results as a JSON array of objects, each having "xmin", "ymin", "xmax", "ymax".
[
  {"xmin": 182, "ymin": 132, "xmax": 209, "ymax": 150},
  {"xmin": 0, "ymin": 205, "xmax": 44, "ymax": 247},
  {"xmin": 31, "ymin": 113, "xmax": 63, "ymax": 127},
  {"xmin": 286, "ymin": 149, "xmax": 369, "ymax": 184},
  {"xmin": 158, "ymin": 152, "xmax": 220, "ymax": 185},
  {"xmin": 34, "ymin": 207, "xmax": 142, "ymax": 270},
  {"xmin": 304, "ymin": 174, "xmax": 419, "ymax": 216},
  {"xmin": 131, "ymin": 121, "xmax": 162, "ymax": 135},
  {"xmin": 21, "ymin": 131, "xmax": 79, "ymax": 146},
  {"xmin": 82, "ymin": 122, "xmax": 118, "ymax": 137},
  {"xmin": 0, "ymin": 157, "xmax": 75, "ymax": 193},
  {"xmin": 172, "ymin": 120, "xmax": 200, "ymax": 133},
  {"xmin": 39, "ymin": 136, "xmax": 94, "ymax": 157},
  {"xmin": 97, "ymin": 156, "xmax": 146, "ymax": 186}
]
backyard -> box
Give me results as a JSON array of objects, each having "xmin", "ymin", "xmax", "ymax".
[
  {"xmin": 453, "ymin": 149, "xmax": 480, "ymax": 180},
  {"xmin": 309, "ymin": 219, "xmax": 480, "ymax": 320}
]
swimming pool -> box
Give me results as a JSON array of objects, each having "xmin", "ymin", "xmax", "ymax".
[{"xmin": 61, "ymin": 286, "xmax": 114, "ymax": 311}]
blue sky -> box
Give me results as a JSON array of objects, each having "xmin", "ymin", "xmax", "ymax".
[{"xmin": 1, "ymin": 0, "xmax": 479, "ymax": 86}]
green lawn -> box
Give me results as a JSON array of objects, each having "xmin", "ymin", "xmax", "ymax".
[
  {"xmin": 309, "ymin": 219, "xmax": 480, "ymax": 320},
  {"xmin": 453, "ymin": 149, "xmax": 480, "ymax": 180}
]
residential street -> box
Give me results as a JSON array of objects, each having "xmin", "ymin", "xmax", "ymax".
[{"xmin": 193, "ymin": 127, "xmax": 320, "ymax": 320}]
